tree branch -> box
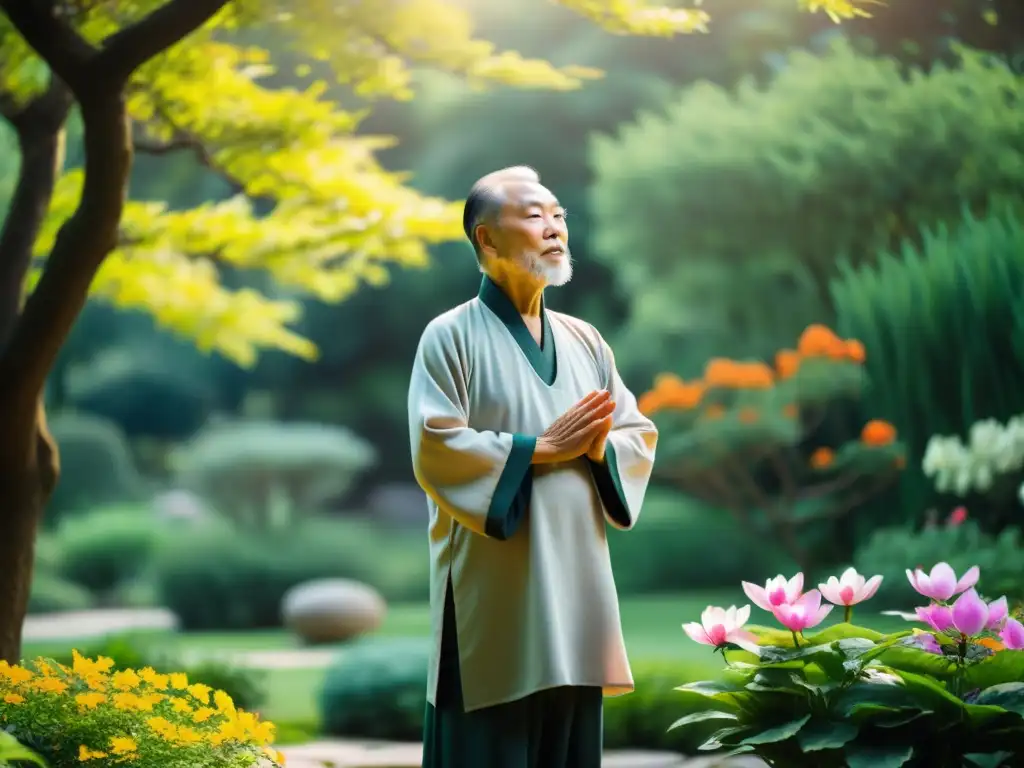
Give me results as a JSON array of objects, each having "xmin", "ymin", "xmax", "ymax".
[
  {"xmin": 0, "ymin": 0, "xmax": 96, "ymax": 93},
  {"xmin": 0, "ymin": 76, "xmax": 72, "ymax": 349},
  {"xmin": 95, "ymin": 0, "xmax": 232, "ymax": 83}
]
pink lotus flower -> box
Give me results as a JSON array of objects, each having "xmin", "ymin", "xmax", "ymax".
[
  {"xmin": 915, "ymin": 603, "xmax": 954, "ymax": 633},
  {"xmin": 999, "ymin": 617, "xmax": 1024, "ymax": 650},
  {"xmin": 772, "ymin": 589, "xmax": 833, "ymax": 633},
  {"xmin": 683, "ymin": 605, "xmax": 756, "ymax": 648},
  {"xmin": 819, "ymin": 567, "xmax": 883, "ymax": 607},
  {"xmin": 913, "ymin": 633, "xmax": 942, "ymax": 655},
  {"xmin": 950, "ymin": 589, "xmax": 989, "ymax": 636},
  {"xmin": 986, "ymin": 596, "xmax": 1009, "ymax": 631},
  {"xmin": 742, "ymin": 573, "xmax": 804, "ymax": 612},
  {"xmin": 906, "ymin": 562, "xmax": 979, "ymax": 602}
]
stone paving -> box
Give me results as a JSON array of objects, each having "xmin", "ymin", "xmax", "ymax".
[{"xmin": 279, "ymin": 740, "xmax": 765, "ymax": 768}]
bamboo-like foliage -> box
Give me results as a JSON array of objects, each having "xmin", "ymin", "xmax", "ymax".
[{"xmin": 832, "ymin": 207, "xmax": 1024, "ymax": 527}]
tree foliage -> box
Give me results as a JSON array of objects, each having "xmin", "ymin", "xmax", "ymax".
[{"xmin": 589, "ymin": 41, "xmax": 1024, "ymax": 377}]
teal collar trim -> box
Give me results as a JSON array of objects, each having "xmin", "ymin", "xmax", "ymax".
[{"xmin": 478, "ymin": 276, "xmax": 557, "ymax": 385}]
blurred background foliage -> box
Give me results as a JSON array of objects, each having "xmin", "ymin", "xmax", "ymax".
[{"xmin": 6, "ymin": 0, "xmax": 1024, "ymax": 753}]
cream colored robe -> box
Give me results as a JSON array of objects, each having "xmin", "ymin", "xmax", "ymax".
[{"xmin": 408, "ymin": 277, "xmax": 658, "ymax": 712}]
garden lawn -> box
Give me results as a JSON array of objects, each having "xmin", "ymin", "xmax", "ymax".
[{"xmin": 21, "ymin": 590, "xmax": 910, "ymax": 733}]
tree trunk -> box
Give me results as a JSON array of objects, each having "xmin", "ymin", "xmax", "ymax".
[{"xmin": 0, "ymin": 401, "xmax": 59, "ymax": 664}]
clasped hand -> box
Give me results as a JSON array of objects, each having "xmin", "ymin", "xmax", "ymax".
[{"xmin": 533, "ymin": 390, "xmax": 614, "ymax": 464}]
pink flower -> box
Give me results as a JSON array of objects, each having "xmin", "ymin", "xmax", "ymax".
[
  {"xmin": 950, "ymin": 589, "xmax": 989, "ymax": 636},
  {"xmin": 818, "ymin": 567, "xmax": 883, "ymax": 607},
  {"xmin": 906, "ymin": 562, "xmax": 979, "ymax": 602},
  {"xmin": 947, "ymin": 506, "xmax": 968, "ymax": 527},
  {"xmin": 742, "ymin": 573, "xmax": 804, "ymax": 612},
  {"xmin": 986, "ymin": 597, "xmax": 1009, "ymax": 631},
  {"xmin": 999, "ymin": 617, "xmax": 1024, "ymax": 650},
  {"xmin": 913, "ymin": 633, "xmax": 942, "ymax": 655},
  {"xmin": 683, "ymin": 605, "xmax": 756, "ymax": 648},
  {"xmin": 772, "ymin": 589, "xmax": 833, "ymax": 633},
  {"xmin": 915, "ymin": 603, "xmax": 954, "ymax": 633}
]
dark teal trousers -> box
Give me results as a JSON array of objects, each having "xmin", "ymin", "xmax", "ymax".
[{"xmin": 422, "ymin": 581, "xmax": 604, "ymax": 768}]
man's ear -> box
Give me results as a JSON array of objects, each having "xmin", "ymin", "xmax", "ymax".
[{"xmin": 474, "ymin": 222, "xmax": 499, "ymax": 260}]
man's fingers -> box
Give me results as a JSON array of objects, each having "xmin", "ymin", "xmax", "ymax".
[{"xmin": 565, "ymin": 396, "xmax": 614, "ymax": 433}]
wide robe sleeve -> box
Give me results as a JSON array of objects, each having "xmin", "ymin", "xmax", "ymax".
[
  {"xmin": 588, "ymin": 335, "xmax": 658, "ymax": 530},
  {"xmin": 409, "ymin": 321, "xmax": 535, "ymax": 540}
]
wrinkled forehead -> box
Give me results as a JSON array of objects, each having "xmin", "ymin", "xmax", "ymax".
[{"xmin": 500, "ymin": 180, "xmax": 561, "ymax": 212}]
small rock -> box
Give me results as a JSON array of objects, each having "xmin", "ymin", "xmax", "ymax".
[{"xmin": 281, "ymin": 579, "xmax": 386, "ymax": 645}]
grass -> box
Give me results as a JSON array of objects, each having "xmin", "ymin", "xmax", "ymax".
[{"xmin": 20, "ymin": 590, "xmax": 911, "ymax": 735}]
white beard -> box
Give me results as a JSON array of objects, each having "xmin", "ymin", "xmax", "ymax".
[{"xmin": 526, "ymin": 248, "xmax": 573, "ymax": 287}]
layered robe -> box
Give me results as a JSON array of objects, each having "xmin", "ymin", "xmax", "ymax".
[{"xmin": 407, "ymin": 277, "xmax": 658, "ymax": 768}]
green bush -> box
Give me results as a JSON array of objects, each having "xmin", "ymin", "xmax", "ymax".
[
  {"xmin": 153, "ymin": 516, "xmax": 425, "ymax": 630},
  {"xmin": 319, "ymin": 638, "xmax": 720, "ymax": 751},
  {"xmin": 171, "ymin": 420, "xmax": 377, "ymax": 530},
  {"xmin": 320, "ymin": 638, "xmax": 430, "ymax": 742},
  {"xmin": 609, "ymin": 489, "xmax": 795, "ymax": 593},
  {"xmin": 27, "ymin": 571, "xmax": 94, "ymax": 614},
  {"xmin": 589, "ymin": 42, "xmax": 1024, "ymax": 375},
  {"xmin": 55, "ymin": 505, "xmax": 161, "ymax": 596},
  {"xmin": 853, "ymin": 521, "xmax": 1024, "ymax": 610},
  {"xmin": 833, "ymin": 208, "xmax": 1024, "ymax": 533},
  {"xmin": 47, "ymin": 634, "xmax": 266, "ymax": 713},
  {"xmin": 44, "ymin": 412, "xmax": 146, "ymax": 526}
]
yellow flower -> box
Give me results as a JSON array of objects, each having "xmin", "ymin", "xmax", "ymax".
[
  {"xmin": 112, "ymin": 692, "xmax": 147, "ymax": 711},
  {"xmin": 168, "ymin": 696, "xmax": 193, "ymax": 713},
  {"xmin": 78, "ymin": 745, "xmax": 108, "ymax": 761},
  {"xmin": 109, "ymin": 736, "xmax": 138, "ymax": 755},
  {"xmin": 137, "ymin": 692, "xmax": 166, "ymax": 709},
  {"xmin": 192, "ymin": 706, "xmax": 216, "ymax": 722},
  {"xmin": 175, "ymin": 726, "xmax": 202, "ymax": 745},
  {"xmin": 33, "ymin": 677, "xmax": 69, "ymax": 694},
  {"xmin": 187, "ymin": 682, "xmax": 211, "ymax": 704},
  {"xmin": 0, "ymin": 663, "xmax": 33, "ymax": 685},
  {"xmin": 213, "ymin": 689, "xmax": 235, "ymax": 712},
  {"xmin": 111, "ymin": 669, "xmax": 141, "ymax": 691},
  {"xmin": 139, "ymin": 667, "xmax": 169, "ymax": 690},
  {"xmin": 3, "ymin": 693, "xmax": 24, "ymax": 704},
  {"xmin": 169, "ymin": 672, "xmax": 189, "ymax": 690},
  {"xmin": 76, "ymin": 692, "xmax": 106, "ymax": 709},
  {"xmin": 146, "ymin": 715, "xmax": 178, "ymax": 740}
]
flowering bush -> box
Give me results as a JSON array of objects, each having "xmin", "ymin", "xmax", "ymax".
[
  {"xmin": 671, "ymin": 564, "xmax": 1024, "ymax": 766},
  {"xmin": 0, "ymin": 651, "xmax": 283, "ymax": 768},
  {"xmin": 639, "ymin": 323, "xmax": 904, "ymax": 570}
]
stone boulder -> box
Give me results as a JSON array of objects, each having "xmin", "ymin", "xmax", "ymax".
[{"xmin": 282, "ymin": 579, "xmax": 386, "ymax": 645}]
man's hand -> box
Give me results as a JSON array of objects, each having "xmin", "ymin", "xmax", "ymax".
[
  {"xmin": 533, "ymin": 390, "xmax": 615, "ymax": 464},
  {"xmin": 586, "ymin": 411, "xmax": 613, "ymax": 463}
]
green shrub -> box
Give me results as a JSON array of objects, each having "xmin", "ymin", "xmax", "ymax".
[
  {"xmin": 853, "ymin": 521, "xmax": 1024, "ymax": 610},
  {"xmin": 833, "ymin": 208, "xmax": 1024, "ymax": 534},
  {"xmin": 47, "ymin": 635, "xmax": 267, "ymax": 713},
  {"xmin": 609, "ymin": 489, "xmax": 795, "ymax": 593},
  {"xmin": 319, "ymin": 638, "xmax": 430, "ymax": 742},
  {"xmin": 27, "ymin": 571, "xmax": 94, "ymax": 614},
  {"xmin": 318, "ymin": 638, "xmax": 720, "ymax": 751},
  {"xmin": 55, "ymin": 505, "xmax": 161, "ymax": 596},
  {"xmin": 44, "ymin": 412, "xmax": 146, "ymax": 526},
  {"xmin": 153, "ymin": 517, "xmax": 423, "ymax": 630},
  {"xmin": 171, "ymin": 420, "xmax": 377, "ymax": 531}
]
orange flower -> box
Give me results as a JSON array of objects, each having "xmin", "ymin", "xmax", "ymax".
[
  {"xmin": 704, "ymin": 358, "xmax": 774, "ymax": 389},
  {"xmin": 737, "ymin": 407, "xmax": 759, "ymax": 424},
  {"xmin": 810, "ymin": 447, "xmax": 834, "ymax": 469},
  {"xmin": 977, "ymin": 637, "xmax": 1004, "ymax": 652},
  {"xmin": 861, "ymin": 419, "xmax": 897, "ymax": 447},
  {"xmin": 775, "ymin": 349, "xmax": 802, "ymax": 379},
  {"xmin": 782, "ymin": 403, "xmax": 798, "ymax": 419},
  {"xmin": 703, "ymin": 403, "xmax": 726, "ymax": 420},
  {"xmin": 797, "ymin": 324, "xmax": 845, "ymax": 357},
  {"xmin": 845, "ymin": 339, "xmax": 866, "ymax": 363},
  {"xmin": 639, "ymin": 373, "xmax": 705, "ymax": 414}
]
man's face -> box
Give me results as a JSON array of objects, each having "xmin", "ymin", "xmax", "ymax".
[{"xmin": 482, "ymin": 180, "xmax": 572, "ymax": 287}]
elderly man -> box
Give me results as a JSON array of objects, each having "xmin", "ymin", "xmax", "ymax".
[{"xmin": 407, "ymin": 165, "xmax": 658, "ymax": 768}]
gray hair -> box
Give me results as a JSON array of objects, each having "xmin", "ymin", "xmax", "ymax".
[{"xmin": 462, "ymin": 165, "xmax": 540, "ymax": 262}]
